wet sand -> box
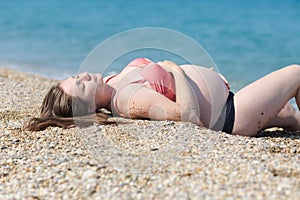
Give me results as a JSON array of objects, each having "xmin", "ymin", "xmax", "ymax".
[{"xmin": 0, "ymin": 67, "xmax": 299, "ymax": 199}]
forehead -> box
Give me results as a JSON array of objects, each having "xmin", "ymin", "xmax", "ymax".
[{"xmin": 60, "ymin": 77, "xmax": 76, "ymax": 96}]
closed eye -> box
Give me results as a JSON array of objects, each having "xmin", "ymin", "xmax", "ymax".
[
  {"xmin": 80, "ymin": 83, "xmax": 85, "ymax": 92},
  {"xmin": 76, "ymin": 81, "xmax": 85, "ymax": 93}
]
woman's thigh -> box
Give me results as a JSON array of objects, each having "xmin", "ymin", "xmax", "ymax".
[{"xmin": 232, "ymin": 65, "xmax": 300, "ymax": 136}]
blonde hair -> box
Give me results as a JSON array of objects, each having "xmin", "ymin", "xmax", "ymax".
[{"xmin": 25, "ymin": 83, "xmax": 114, "ymax": 131}]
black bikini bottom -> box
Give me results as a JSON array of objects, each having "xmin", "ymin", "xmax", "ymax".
[{"xmin": 212, "ymin": 91, "xmax": 235, "ymax": 134}]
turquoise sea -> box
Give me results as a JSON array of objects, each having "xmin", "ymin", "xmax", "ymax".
[{"xmin": 0, "ymin": 0, "xmax": 299, "ymax": 91}]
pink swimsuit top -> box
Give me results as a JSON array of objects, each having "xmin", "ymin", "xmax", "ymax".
[{"xmin": 106, "ymin": 58, "xmax": 176, "ymax": 116}]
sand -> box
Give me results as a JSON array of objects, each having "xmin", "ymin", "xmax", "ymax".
[{"xmin": 0, "ymin": 67, "xmax": 299, "ymax": 199}]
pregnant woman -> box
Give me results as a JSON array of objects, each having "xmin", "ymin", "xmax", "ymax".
[{"xmin": 26, "ymin": 58, "xmax": 300, "ymax": 136}]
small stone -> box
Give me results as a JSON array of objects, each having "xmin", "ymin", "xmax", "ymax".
[
  {"xmin": 12, "ymin": 139, "xmax": 20, "ymax": 144},
  {"xmin": 81, "ymin": 169, "xmax": 96, "ymax": 181},
  {"xmin": 1, "ymin": 145, "xmax": 7, "ymax": 150}
]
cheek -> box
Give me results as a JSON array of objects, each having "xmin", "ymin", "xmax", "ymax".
[{"xmin": 80, "ymin": 87, "xmax": 96, "ymax": 103}]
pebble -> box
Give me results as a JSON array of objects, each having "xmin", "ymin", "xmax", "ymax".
[{"xmin": 81, "ymin": 169, "xmax": 97, "ymax": 180}]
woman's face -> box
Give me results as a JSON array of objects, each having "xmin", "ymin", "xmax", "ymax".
[{"xmin": 60, "ymin": 72, "xmax": 111, "ymax": 109}]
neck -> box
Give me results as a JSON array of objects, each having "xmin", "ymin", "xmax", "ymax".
[{"xmin": 96, "ymin": 84, "xmax": 115, "ymax": 111}]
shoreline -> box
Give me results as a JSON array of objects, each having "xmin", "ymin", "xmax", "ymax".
[{"xmin": 0, "ymin": 66, "xmax": 299, "ymax": 199}]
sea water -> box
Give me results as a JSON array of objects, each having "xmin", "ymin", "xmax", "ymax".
[{"xmin": 0, "ymin": 0, "xmax": 299, "ymax": 92}]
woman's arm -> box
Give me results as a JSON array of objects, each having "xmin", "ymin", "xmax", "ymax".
[
  {"xmin": 115, "ymin": 61, "xmax": 203, "ymax": 126},
  {"xmin": 157, "ymin": 60, "xmax": 203, "ymax": 125},
  {"xmin": 116, "ymin": 83, "xmax": 182, "ymax": 120}
]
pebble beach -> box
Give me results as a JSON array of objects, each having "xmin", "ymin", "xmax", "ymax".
[{"xmin": 0, "ymin": 67, "xmax": 299, "ymax": 200}]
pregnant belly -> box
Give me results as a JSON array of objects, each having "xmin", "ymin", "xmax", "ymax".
[{"xmin": 180, "ymin": 65, "xmax": 229, "ymax": 128}]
